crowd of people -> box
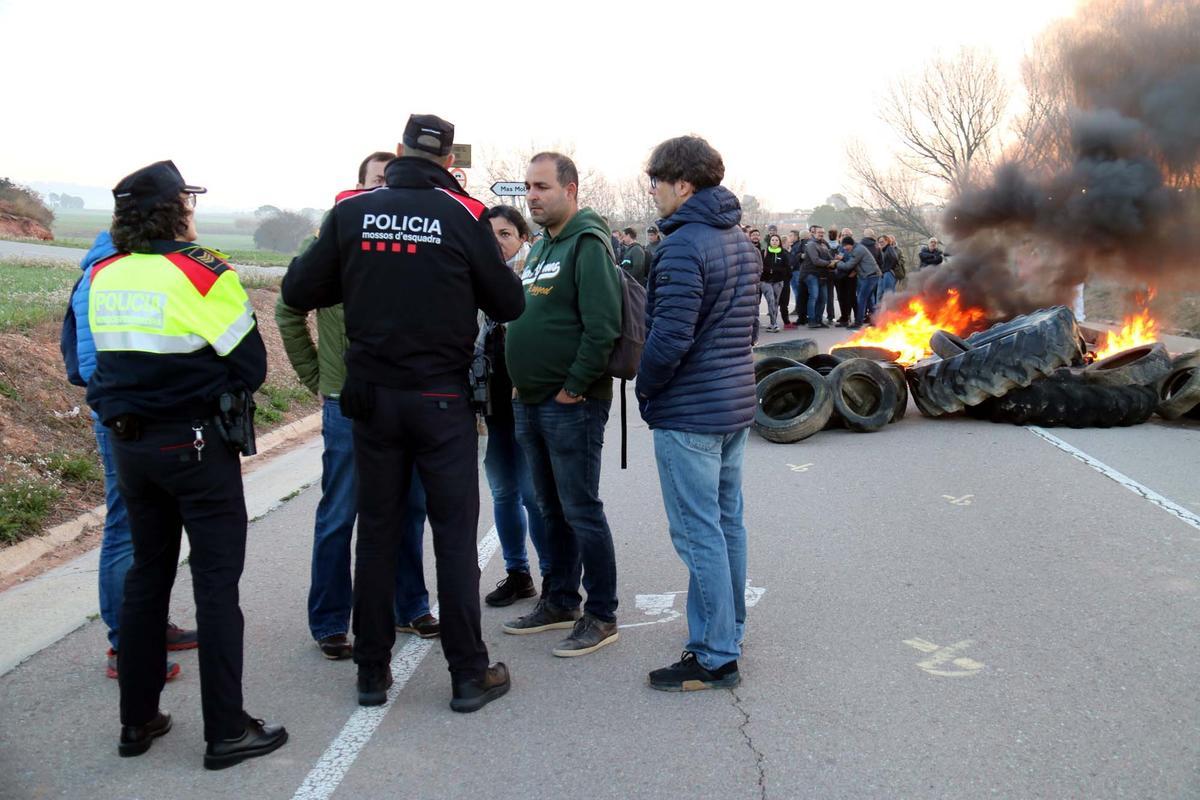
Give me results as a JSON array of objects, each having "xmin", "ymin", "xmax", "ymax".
[
  {"xmin": 733, "ymin": 224, "xmax": 948, "ymax": 336},
  {"xmin": 64, "ymin": 116, "xmax": 763, "ymax": 770}
]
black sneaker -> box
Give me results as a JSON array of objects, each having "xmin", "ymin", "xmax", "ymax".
[
  {"xmin": 357, "ymin": 663, "xmax": 393, "ymax": 706},
  {"xmin": 648, "ymin": 651, "xmax": 740, "ymax": 692},
  {"xmin": 485, "ymin": 570, "xmax": 537, "ymax": 607},
  {"xmin": 502, "ymin": 598, "xmax": 580, "ymax": 635},
  {"xmin": 119, "ymin": 711, "xmax": 172, "ymax": 757},
  {"xmin": 551, "ymin": 614, "xmax": 619, "ymax": 658},
  {"xmin": 316, "ymin": 633, "xmax": 352, "ymax": 660},
  {"xmin": 203, "ymin": 714, "xmax": 288, "ymax": 770},
  {"xmin": 396, "ymin": 613, "xmax": 440, "ymax": 638},
  {"xmin": 450, "ymin": 662, "xmax": 511, "ymax": 713}
]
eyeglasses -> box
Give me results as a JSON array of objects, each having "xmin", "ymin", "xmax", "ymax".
[{"xmin": 184, "ymin": 193, "xmax": 198, "ymax": 209}]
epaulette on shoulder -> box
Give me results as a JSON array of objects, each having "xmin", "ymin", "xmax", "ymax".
[{"xmin": 175, "ymin": 245, "xmax": 232, "ymax": 274}]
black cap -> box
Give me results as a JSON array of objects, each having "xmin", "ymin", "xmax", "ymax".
[
  {"xmin": 646, "ymin": 225, "xmax": 658, "ymax": 233},
  {"xmin": 402, "ymin": 114, "xmax": 455, "ymax": 157},
  {"xmin": 113, "ymin": 160, "xmax": 205, "ymax": 213}
]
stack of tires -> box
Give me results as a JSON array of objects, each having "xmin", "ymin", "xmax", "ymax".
[
  {"xmin": 907, "ymin": 305, "xmax": 1187, "ymax": 428},
  {"xmin": 752, "ymin": 340, "xmax": 907, "ymax": 443}
]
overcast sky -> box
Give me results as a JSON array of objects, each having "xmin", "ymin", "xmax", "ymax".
[{"xmin": 1, "ymin": 0, "xmax": 1079, "ymax": 213}]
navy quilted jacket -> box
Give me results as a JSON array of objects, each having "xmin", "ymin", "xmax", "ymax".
[{"xmin": 636, "ymin": 185, "xmax": 760, "ymax": 433}]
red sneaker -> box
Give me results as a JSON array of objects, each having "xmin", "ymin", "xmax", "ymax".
[
  {"xmin": 107, "ymin": 648, "xmax": 181, "ymax": 681},
  {"xmin": 165, "ymin": 622, "xmax": 198, "ymax": 651}
]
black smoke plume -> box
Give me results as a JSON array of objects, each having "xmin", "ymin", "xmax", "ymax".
[{"xmin": 889, "ymin": 0, "xmax": 1200, "ymax": 327}]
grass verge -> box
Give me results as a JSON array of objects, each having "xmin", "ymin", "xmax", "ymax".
[
  {"xmin": 0, "ymin": 259, "xmax": 78, "ymax": 332},
  {"xmin": 0, "ymin": 480, "xmax": 63, "ymax": 545}
]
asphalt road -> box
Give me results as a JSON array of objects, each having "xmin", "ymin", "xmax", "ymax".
[{"xmin": 1, "ymin": 327, "xmax": 1197, "ymax": 799}]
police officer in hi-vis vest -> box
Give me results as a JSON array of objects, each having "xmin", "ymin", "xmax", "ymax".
[{"xmin": 86, "ymin": 160, "xmax": 287, "ymax": 769}]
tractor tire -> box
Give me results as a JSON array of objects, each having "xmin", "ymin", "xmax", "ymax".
[
  {"xmin": 804, "ymin": 353, "xmax": 845, "ymax": 375},
  {"xmin": 828, "ymin": 358, "xmax": 897, "ymax": 433},
  {"xmin": 753, "ymin": 365, "xmax": 834, "ymax": 443},
  {"xmin": 929, "ymin": 330, "xmax": 971, "ymax": 359},
  {"xmin": 907, "ymin": 306, "xmax": 1082, "ymax": 416},
  {"xmin": 973, "ymin": 369, "xmax": 1157, "ymax": 428},
  {"xmin": 753, "ymin": 338, "xmax": 819, "ymax": 364},
  {"xmin": 878, "ymin": 361, "xmax": 909, "ymax": 422},
  {"xmin": 1083, "ymin": 342, "xmax": 1172, "ymax": 387},
  {"xmin": 755, "ymin": 356, "xmax": 800, "ymax": 385},
  {"xmin": 829, "ymin": 345, "xmax": 900, "ymax": 362}
]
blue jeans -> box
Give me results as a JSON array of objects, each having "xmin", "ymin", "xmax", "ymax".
[
  {"xmin": 514, "ymin": 397, "xmax": 617, "ymax": 622},
  {"xmin": 484, "ymin": 410, "xmax": 549, "ymax": 576},
  {"xmin": 857, "ymin": 274, "xmax": 880, "ymax": 324},
  {"xmin": 803, "ymin": 273, "xmax": 827, "ymax": 325},
  {"xmin": 96, "ymin": 417, "xmax": 134, "ymax": 650},
  {"xmin": 877, "ymin": 271, "xmax": 896, "ymax": 305},
  {"xmin": 308, "ymin": 397, "xmax": 430, "ymax": 641},
  {"xmin": 652, "ymin": 427, "xmax": 748, "ymax": 671}
]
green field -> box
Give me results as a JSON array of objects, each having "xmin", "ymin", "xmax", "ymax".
[
  {"xmin": 20, "ymin": 210, "xmax": 296, "ymax": 266},
  {"xmin": 0, "ymin": 259, "xmax": 78, "ymax": 331}
]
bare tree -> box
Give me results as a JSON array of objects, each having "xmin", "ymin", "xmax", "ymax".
[
  {"xmin": 477, "ymin": 142, "xmax": 623, "ymax": 225},
  {"xmin": 1009, "ymin": 23, "xmax": 1074, "ymax": 175},
  {"xmin": 845, "ymin": 141, "xmax": 936, "ymax": 241},
  {"xmin": 882, "ymin": 47, "xmax": 1009, "ymax": 195}
]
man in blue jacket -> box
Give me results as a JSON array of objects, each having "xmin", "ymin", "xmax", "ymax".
[
  {"xmin": 62, "ymin": 232, "xmax": 197, "ymax": 680},
  {"xmin": 637, "ymin": 135, "xmax": 759, "ymax": 692}
]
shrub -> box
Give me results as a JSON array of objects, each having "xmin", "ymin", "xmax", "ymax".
[
  {"xmin": 253, "ymin": 211, "xmax": 316, "ymax": 253},
  {"xmin": 48, "ymin": 452, "xmax": 101, "ymax": 484},
  {"xmin": 0, "ymin": 479, "xmax": 63, "ymax": 544},
  {"xmin": 0, "ymin": 178, "xmax": 55, "ymax": 228}
]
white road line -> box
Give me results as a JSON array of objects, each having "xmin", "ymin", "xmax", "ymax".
[
  {"xmin": 291, "ymin": 526, "xmax": 500, "ymax": 800},
  {"xmin": 1027, "ymin": 426, "xmax": 1200, "ymax": 533}
]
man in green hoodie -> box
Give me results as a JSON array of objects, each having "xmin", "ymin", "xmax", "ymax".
[
  {"xmin": 275, "ymin": 151, "xmax": 437, "ymax": 662},
  {"xmin": 502, "ymin": 152, "xmax": 623, "ymax": 658}
]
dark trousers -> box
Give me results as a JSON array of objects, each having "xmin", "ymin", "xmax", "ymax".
[
  {"xmin": 779, "ymin": 276, "xmax": 792, "ymax": 325},
  {"xmin": 514, "ymin": 397, "xmax": 618, "ymax": 622},
  {"xmin": 114, "ymin": 421, "xmax": 247, "ymax": 742},
  {"xmin": 836, "ymin": 275, "xmax": 859, "ymax": 324},
  {"xmin": 351, "ymin": 386, "xmax": 488, "ymax": 681},
  {"xmin": 794, "ymin": 275, "xmax": 810, "ymax": 324},
  {"xmin": 822, "ymin": 275, "xmax": 837, "ymax": 321}
]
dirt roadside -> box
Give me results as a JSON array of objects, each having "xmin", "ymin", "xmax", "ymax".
[{"xmin": 0, "ymin": 286, "xmax": 320, "ymax": 551}]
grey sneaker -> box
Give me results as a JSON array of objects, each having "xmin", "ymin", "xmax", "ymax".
[
  {"xmin": 502, "ymin": 598, "xmax": 581, "ymax": 635},
  {"xmin": 551, "ymin": 614, "xmax": 619, "ymax": 657}
]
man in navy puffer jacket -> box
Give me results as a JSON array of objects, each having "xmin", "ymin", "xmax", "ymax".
[{"xmin": 636, "ymin": 135, "xmax": 759, "ymax": 692}]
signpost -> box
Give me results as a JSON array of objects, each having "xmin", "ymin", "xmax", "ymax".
[
  {"xmin": 451, "ymin": 143, "xmax": 472, "ymax": 168},
  {"xmin": 450, "ymin": 168, "xmax": 467, "ymax": 188},
  {"xmin": 490, "ymin": 181, "xmax": 527, "ymax": 197}
]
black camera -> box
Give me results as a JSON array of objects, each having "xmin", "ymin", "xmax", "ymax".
[{"xmin": 468, "ymin": 353, "xmax": 492, "ymax": 416}]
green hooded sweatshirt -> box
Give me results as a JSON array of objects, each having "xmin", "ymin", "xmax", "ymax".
[{"xmin": 505, "ymin": 207, "xmax": 622, "ymax": 403}]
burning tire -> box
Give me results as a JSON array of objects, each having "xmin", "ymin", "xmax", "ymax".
[
  {"xmin": 829, "ymin": 345, "xmax": 900, "ymax": 362},
  {"xmin": 1083, "ymin": 343, "xmax": 1172, "ymax": 387},
  {"xmin": 929, "ymin": 330, "xmax": 971, "ymax": 359},
  {"xmin": 753, "ymin": 338, "xmax": 819, "ymax": 364},
  {"xmin": 879, "ymin": 361, "xmax": 909, "ymax": 422},
  {"xmin": 907, "ymin": 306, "xmax": 1082, "ymax": 416},
  {"xmin": 804, "ymin": 353, "xmax": 845, "ymax": 376},
  {"xmin": 755, "ymin": 356, "xmax": 800, "ymax": 385},
  {"xmin": 754, "ymin": 365, "xmax": 834, "ymax": 443},
  {"xmin": 828, "ymin": 358, "xmax": 897, "ymax": 433},
  {"xmin": 1155, "ymin": 361, "xmax": 1200, "ymax": 420},
  {"xmin": 969, "ymin": 369, "xmax": 1157, "ymax": 428}
]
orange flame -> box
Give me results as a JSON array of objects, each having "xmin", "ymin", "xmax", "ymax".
[
  {"xmin": 1094, "ymin": 288, "xmax": 1159, "ymax": 360},
  {"xmin": 1095, "ymin": 308, "xmax": 1159, "ymax": 360},
  {"xmin": 838, "ymin": 289, "xmax": 987, "ymax": 364}
]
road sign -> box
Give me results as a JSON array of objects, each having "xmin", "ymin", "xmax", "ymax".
[
  {"xmin": 451, "ymin": 143, "xmax": 472, "ymax": 168},
  {"xmin": 491, "ymin": 181, "xmax": 527, "ymax": 197},
  {"xmin": 450, "ymin": 168, "xmax": 467, "ymax": 188}
]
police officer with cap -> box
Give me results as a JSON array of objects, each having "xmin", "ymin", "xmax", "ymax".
[
  {"xmin": 88, "ymin": 160, "xmax": 288, "ymax": 768},
  {"xmin": 283, "ymin": 114, "xmax": 525, "ymax": 712}
]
